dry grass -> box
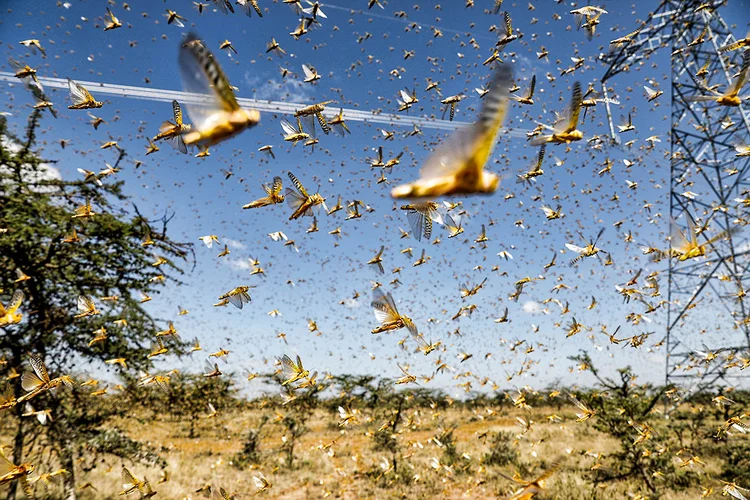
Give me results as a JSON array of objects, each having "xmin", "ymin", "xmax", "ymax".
[{"xmin": 4, "ymin": 402, "xmax": 736, "ymax": 499}]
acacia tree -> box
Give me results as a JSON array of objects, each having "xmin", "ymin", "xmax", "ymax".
[
  {"xmin": 0, "ymin": 111, "xmax": 191, "ymax": 499},
  {"xmin": 568, "ymin": 351, "xmax": 695, "ymax": 496}
]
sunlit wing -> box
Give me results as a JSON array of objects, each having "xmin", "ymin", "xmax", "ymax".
[
  {"xmin": 172, "ymin": 100, "xmax": 183, "ymax": 126},
  {"xmin": 166, "ymin": 135, "xmax": 188, "ymax": 154},
  {"xmin": 29, "ymin": 353, "xmax": 49, "ymax": 384},
  {"xmin": 300, "ymin": 114, "xmax": 317, "ymax": 137},
  {"xmin": 285, "ymin": 188, "xmax": 307, "ymax": 213},
  {"xmin": 280, "ymin": 354, "xmax": 298, "ymax": 379},
  {"xmin": 213, "ymin": 0, "xmax": 235, "ymax": 14},
  {"xmin": 406, "ymin": 210, "xmax": 428, "ymax": 241},
  {"xmin": 427, "ymin": 205, "xmax": 444, "ymax": 225},
  {"xmin": 405, "ymin": 319, "xmax": 419, "ymax": 338},
  {"xmin": 288, "ymin": 172, "xmax": 309, "ymax": 198},
  {"xmin": 728, "ymin": 49, "xmax": 750, "ymax": 96},
  {"xmin": 77, "ymin": 296, "xmax": 93, "ymax": 313},
  {"xmin": 565, "ymin": 243, "xmax": 586, "ymax": 253},
  {"xmin": 67, "ymin": 79, "xmax": 89, "ymax": 105},
  {"xmin": 567, "ymin": 393, "xmax": 589, "ymax": 412},
  {"xmin": 271, "ymin": 176, "xmax": 283, "ymax": 196},
  {"xmin": 419, "ymin": 64, "xmax": 511, "ymax": 182},
  {"xmin": 204, "ymin": 360, "xmax": 220, "ymax": 375},
  {"xmin": 669, "ymin": 218, "xmax": 691, "ymax": 253},
  {"xmin": 122, "ymin": 467, "xmax": 139, "ymax": 489},
  {"xmin": 226, "ymin": 291, "xmax": 249, "ymax": 309},
  {"xmin": 178, "ymin": 33, "xmax": 239, "ymax": 131},
  {"xmin": 281, "ymin": 119, "xmax": 298, "ymax": 136},
  {"xmin": 7, "ymin": 290, "xmax": 23, "ymax": 314},
  {"xmin": 302, "ymin": 64, "xmax": 315, "ymax": 79},
  {"xmin": 212, "ymin": 486, "xmax": 232, "ymax": 499},
  {"xmin": 528, "ymin": 74, "xmax": 536, "ymax": 97},
  {"xmin": 556, "ymin": 81, "xmax": 582, "ymax": 134},
  {"xmin": 22, "ymin": 369, "xmax": 45, "ymax": 392},
  {"xmin": 372, "ymin": 288, "xmax": 400, "ymax": 324},
  {"xmin": 0, "ymin": 452, "xmax": 15, "ymax": 477}
]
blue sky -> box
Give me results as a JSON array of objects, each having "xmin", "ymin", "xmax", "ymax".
[{"xmin": 1, "ymin": 0, "xmax": 749, "ymax": 395}]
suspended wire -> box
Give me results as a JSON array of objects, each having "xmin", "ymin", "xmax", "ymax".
[{"xmin": 0, "ymin": 72, "xmax": 530, "ymax": 137}]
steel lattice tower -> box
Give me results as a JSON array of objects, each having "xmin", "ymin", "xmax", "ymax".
[{"xmin": 600, "ymin": 0, "xmax": 750, "ymax": 389}]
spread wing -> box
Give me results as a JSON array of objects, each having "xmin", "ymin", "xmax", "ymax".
[
  {"xmin": 271, "ymin": 176, "xmax": 283, "ymax": 196},
  {"xmin": 6, "ymin": 290, "xmax": 23, "ymax": 314},
  {"xmin": 67, "ymin": 78, "xmax": 91, "ymax": 105},
  {"xmin": 371, "ymin": 288, "xmax": 400, "ymax": 324},
  {"xmin": 226, "ymin": 290, "xmax": 249, "ymax": 309},
  {"xmin": 281, "ymin": 119, "xmax": 299, "ymax": 136},
  {"xmin": 729, "ymin": 49, "xmax": 750, "ymax": 96},
  {"xmin": 166, "ymin": 135, "xmax": 188, "ymax": 154},
  {"xmin": 122, "ymin": 467, "xmax": 139, "ymax": 489},
  {"xmin": 565, "ymin": 243, "xmax": 586, "ymax": 253},
  {"xmin": 528, "ymin": 74, "xmax": 536, "ymax": 98},
  {"xmin": 173, "ymin": 100, "xmax": 183, "ymax": 126},
  {"xmin": 504, "ymin": 12, "xmax": 513, "ymax": 37},
  {"xmin": 0, "ymin": 451, "xmax": 16, "ymax": 477},
  {"xmin": 280, "ymin": 354, "xmax": 299, "ymax": 379},
  {"xmin": 178, "ymin": 33, "xmax": 239, "ymax": 131},
  {"xmin": 287, "ymin": 172, "xmax": 309, "ymax": 197},
  {"xmin": 406, "ymin": 209, "xmax": 433, "ymax": 242},
  {"xmin": 213, "ymin": 0, "xmax": 235, "ymax": 14},
  {"xmin": 29, "ymin": 353, "xmax": 49, "ymax": 384},
  {"xmin": 77, "ymin": 295, "xmax": 93, "ymax": 314},
  {"xmin": 302, "ymin": 64, "xmax": 316, "ymax": 79},
  {"xmin": 22, "ymin": 369, "xmax": 45, "ymax": 392},
  {"xmin": 557, "ymin": 81, "xmax": 582, "ymax": 134}
]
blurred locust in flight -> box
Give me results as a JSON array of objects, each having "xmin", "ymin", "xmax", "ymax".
[
  {"xmin": 665, "ymin": 214, "xmax": 737, "ymax": 261},
  {"xmin": 178, "ymin": 33, "xmax": 260, "ymax": 147},
  {"xmin": 391, "ymin": 64, "xmax": 513, "ymax": 198},
  {"xmin": 531, "ymin": 81, "xmax": 584, "ymax": 144},
  {"xmin": 0, "ymin": 451, "xmax": 34, "ymax": 498},
  {"xmin": 0, "ymin": 290, "xmax": 24, "ymax": 327}
]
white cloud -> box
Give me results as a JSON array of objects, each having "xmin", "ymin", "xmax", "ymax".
[
  {"xmin": 343, "ymin": 298, "xmax": 361, "ymax": 309},
  {"xmin": 243, "ymin": 72, "xmax": 316, "ymax": 103},
  {"xmin": 522, "ymin": 301, "xmax": 544, "ymax": 314},
  {"xmin": 223, "ymin": 237, "xmax": 246, "ymax": 250},
  {"xmin": 227, "ymin": 258, "xmax": 252, "ymax": 270}
]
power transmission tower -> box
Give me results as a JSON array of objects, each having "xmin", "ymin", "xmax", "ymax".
[{"xmin": 600, "ymin": 0, "xmax": 750, "ymax": 390}]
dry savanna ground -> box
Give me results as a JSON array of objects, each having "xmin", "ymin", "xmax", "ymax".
[{"xmin": 4, "ymin": 400, "xmax": 742, "ymax": 500}]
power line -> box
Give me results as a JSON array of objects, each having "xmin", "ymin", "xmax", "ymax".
[{"xmin": 0, "ymin": 72, "xmax": 530, "ymax": 137}]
